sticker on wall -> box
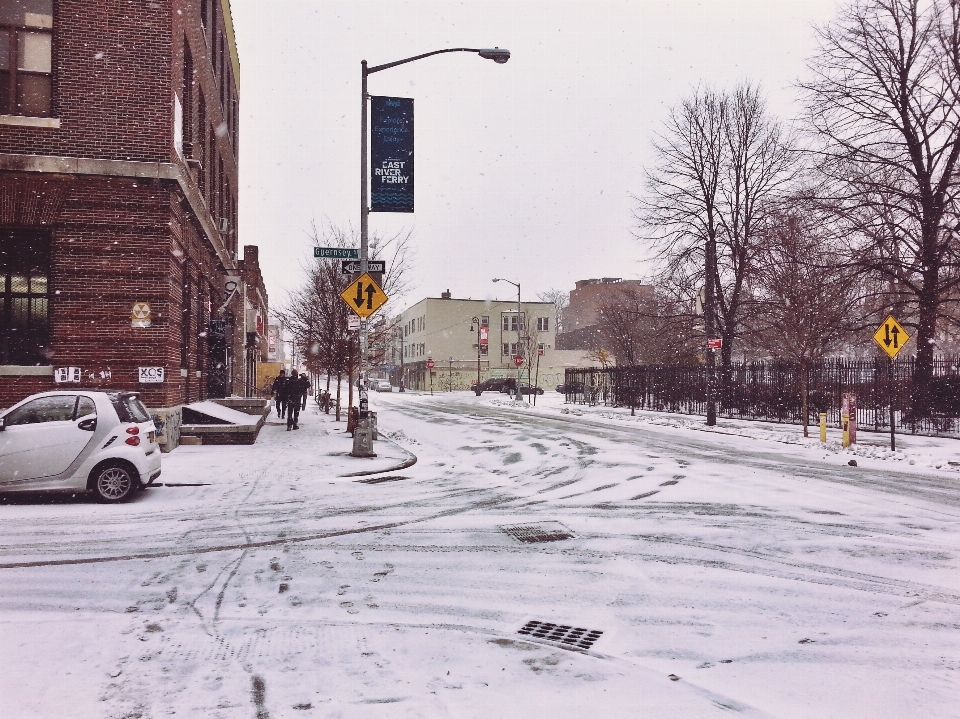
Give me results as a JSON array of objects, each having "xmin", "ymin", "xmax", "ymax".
[
  {"xmin": 139, "ymin": 367, "xmax": 165, "ymax": 383},
  {"xmin": 54, "ymin": 367, "xmax": 82, "ymax": 383},
  {"xmin": 131, "ymin": 302, "xmax": 152, "ymax": 328}
]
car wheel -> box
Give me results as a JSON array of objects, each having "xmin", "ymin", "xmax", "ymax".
[
  {"xmin": 475, "ymin": 391, "xmax": 481, "ymax": 396},
  {"xmin": 90, "ymin": 461, "xmax": 139, "ymax": 503}
]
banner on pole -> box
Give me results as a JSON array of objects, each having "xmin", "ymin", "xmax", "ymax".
[{"xmin": 370, "ymin": 96, "xmax": 414, "ymax": 213}]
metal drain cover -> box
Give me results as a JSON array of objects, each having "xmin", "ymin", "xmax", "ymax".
[
  {"xmin": 518, "ymin": 620, "xmax": 603, "ymax": 649},
  {"xmin": 501, "ymin": 522, "xmax": 574, "ymax": 543}
]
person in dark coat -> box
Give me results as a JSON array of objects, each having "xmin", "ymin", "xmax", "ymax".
[
  {"xmin": 286, "ymin": 373, "xmax": 309, "ymax": 430},
  {"xmin": 272, "ymin": 370, "xmax": 288, "ymax": 418},
  {"xmin": 300, "ymin": 373, "xmax": 309, "ymax": 410}
]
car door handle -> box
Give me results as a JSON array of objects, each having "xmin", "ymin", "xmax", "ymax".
[{"xmin": 77, "ymin": 417, "xmax": 97, "ymax": 431}]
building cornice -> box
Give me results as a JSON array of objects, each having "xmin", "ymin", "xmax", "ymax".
[{"xmin": 0, "ymin": 153, "xmax": 235, "ymax": 272}]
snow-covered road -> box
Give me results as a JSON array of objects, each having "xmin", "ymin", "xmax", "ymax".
[{"xmin": 1, "ymin": 391, "xmax": 959, "ymax": 718}]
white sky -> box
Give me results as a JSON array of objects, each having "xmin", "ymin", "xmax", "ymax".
[{"xmin": 231, "ymin": 0, "xmax": 841, "ymax": 313}]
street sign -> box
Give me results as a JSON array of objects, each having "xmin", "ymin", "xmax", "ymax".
[
  {"xmin": 341, "ymin": 260, "xmax": 385, "ymax": 275},
  {"xmin": 513, "ymin": 354, "xmax": 524, "ymax": 368},
  {"xmin": 707, "ymin": 338, "xmax": 722, "ymax": 350},
  {"xmin": 347, "ymin": 316, "xmax": 361, "ymax": 332},
  {"xmin": 873, "ymin": 315, "xmax": 910, "ymax": 359},
  {"xmin": 339, "ymin": 272, "xmax": 388, "ymax": 319},
  {"xmin": 426, "ymin": 358, "xmax": 435, "ymax": 369},
  {"xmin": 138, "ymin": 367, "xmax": 165, "ymax": 383},
  {"xmin": 315, "ymin": 247, "xmax": 359, "ymax": 259}
]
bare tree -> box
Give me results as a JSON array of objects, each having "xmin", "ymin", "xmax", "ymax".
[
  {"xmin": 276, "ymin": 221, "xmax": 415, "ymax": 415},
  {"xmin": 636, "ymin": 82, "xmax": 797, "ymax": 421},
  {"xmin": 597, "ymin": 286, "xmax": 699, "ymax": 366},
  {"xmin": 800, "ymin": 0, "xmax": 960, "ymax": 416},
  {"xmin": 743, "ymin": 205, "xmax": 862, "ymax": 435},
  {"xmin": 537, "ymin": 288, "xmax": 569, "ymax": 334}
]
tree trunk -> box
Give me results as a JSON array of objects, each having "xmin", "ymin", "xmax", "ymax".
[
  {"xmin": 335, "ymin": 372, "xmax": 342, "ymax": 422},
  {"xmin": 912, "ymin": 287, "xmax": 937, "ymax": 421},
  {"xmin": 800, "ymin": 359, "xmax": 809, "ymax": 438}
]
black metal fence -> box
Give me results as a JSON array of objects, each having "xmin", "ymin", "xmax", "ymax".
[{"xmin": 564, "ymin": 357, "xmax": 960, "ymax": 437}]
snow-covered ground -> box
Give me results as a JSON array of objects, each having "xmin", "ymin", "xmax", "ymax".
[{"xmin": 1, "ymin": 390, "xmax": 959, "ymax": 718}]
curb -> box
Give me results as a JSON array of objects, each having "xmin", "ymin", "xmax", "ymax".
[{"xmin": 338, "ymin": 437, "xmax": 418, "ymax": 478}]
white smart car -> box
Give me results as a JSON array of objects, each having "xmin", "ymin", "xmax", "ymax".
[{"xmin": 0, "ymin": 390, "xmax": 162, "ymax": 502}]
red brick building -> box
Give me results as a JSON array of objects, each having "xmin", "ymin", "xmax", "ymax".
[
  {"xmin": 556, "ymin": 278, "xmax": 653, "ymax": 350},
  {"xmin": 0, "ymin": 1, "xmax": 266, "ymax": 417}
]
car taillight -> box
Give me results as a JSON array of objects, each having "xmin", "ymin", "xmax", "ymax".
[
  {"xmin": 125, "ymin": 436, "xmax": 141, "ymax": 446},
  {"xmin": 125, "ymin": 426, "xmax": 139, "ymax": 435}
]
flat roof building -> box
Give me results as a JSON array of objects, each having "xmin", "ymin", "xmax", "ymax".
[{"xmin": 391, "ymin": 290, "xmax": 592, "ymax": 392}]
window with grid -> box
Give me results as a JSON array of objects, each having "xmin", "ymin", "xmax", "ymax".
[
  {"xmin": 501, "ymin": 313, "xmax": 524, "ymax": 332},
  {"xmin": 537, "ymin": 317, "xmax": 549, "ymax": 331},
  {"xmin": 0, "ymin": 230, "xmax": 51, "ymax": 365},
  {"xmin": 0, "ymin": 0, "xmax": 54, "ymax": 117}
]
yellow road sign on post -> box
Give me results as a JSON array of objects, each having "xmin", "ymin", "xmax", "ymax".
[
  {"xmin": 873, "ymin": 315, "xmax": 910, "ymax": 359},
  {"xmin": 340, "ymin": 272, "xmax": 388, "ymax": 318}
]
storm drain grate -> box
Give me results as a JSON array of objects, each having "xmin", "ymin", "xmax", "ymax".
[
  {"xmin": 357, "ymin": 475, "xmax": 409, "ymax": 485},
  {"xmin": 501, "ymin": 522, "xmax": 574, "ymax": 544},
  {"xmin": 518, "ymin": 621, "xmax": 603, "ymax": 649}
]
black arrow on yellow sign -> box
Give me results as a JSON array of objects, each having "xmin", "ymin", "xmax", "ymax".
[
  {"xmin": 883, "ymin": 323, "xmax": 900, "ymax": 348},
  {"xmin": 354, "ymin": 282, "xmax": 377, "ymax": 310}
]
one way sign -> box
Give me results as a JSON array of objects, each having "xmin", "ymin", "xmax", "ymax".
[
  {"xmin": 341, "ymin": 260, "xmax": 385, "ymax": 275},
  {"xmin": 339, "ymin": 272, "xmax": 388, "ymax": 319},
  {"xmin": 872, "ymin": 315, "xmax": 910, "ymax": 359}
]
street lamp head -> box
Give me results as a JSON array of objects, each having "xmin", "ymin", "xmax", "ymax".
[
  {"xmin": 478, "ymin": 48, "xmax": 510, "ymax": 64},
  {"xmin": 492, "ymin": 278, "xmax": 500, "ymax": 283}
]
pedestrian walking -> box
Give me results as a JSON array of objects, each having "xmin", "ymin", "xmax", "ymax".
[
  {"xmin": 286, "ymin": 372, "xmax": 309, "ymax": 430},
  {"xmin": 272, "ymin": 369, "xmax": 288, "ymax": 418}
]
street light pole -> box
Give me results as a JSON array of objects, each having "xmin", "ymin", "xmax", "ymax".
[
  {"xmin": 493, "ymin": 278, "xmax": 522, "ymax": 399},
  {"xmin": 357, "ymin": 46, "xmax": 510, "ymax": 414},
  {"xmin": 470, "ymin": 316, "xmax": 482, "ymax": 389}
]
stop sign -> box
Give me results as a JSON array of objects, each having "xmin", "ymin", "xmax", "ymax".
[
  {"xmin": 513, "ymin": 354, "xmax": 524, "ymax": 368},
  {"xmin": 426, "ymin": 358, "xmax": 435, "ymax": 369}
]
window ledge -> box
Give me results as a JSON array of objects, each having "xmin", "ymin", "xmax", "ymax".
[
  {"xmin": 0, "ymin": 365, "xmax": 54, "ymax": 376},
  {"xmin": 0, "ymin": 116, "xmax": 60, "ymax": 129}
]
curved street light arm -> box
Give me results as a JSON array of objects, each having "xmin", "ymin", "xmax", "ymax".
[{"xmin": 367, "ymin": 48, "xmax": 508, "ymax": 75}]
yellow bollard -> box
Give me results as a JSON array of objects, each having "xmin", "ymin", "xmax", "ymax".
[
  {"xmin": 841, "ymin": 412, "xmax": 850, "ymax": 448},
  {"xmin": 819, "ymin": 413, "xmax": 827, "ymax": 443}
]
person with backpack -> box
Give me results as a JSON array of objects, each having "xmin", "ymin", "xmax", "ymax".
[{"xmin": 286, "ymin": 373, "xmax": 309, "ymax": 430}]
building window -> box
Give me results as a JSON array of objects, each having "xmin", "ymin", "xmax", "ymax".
[
  {"xmin": 537, "ymin": 317, "xmax": 549, "ymax": 332},
  {"xmin": 502, "ymin": 343, "xmax": 522, "ymax": 356},
  {"xmin": 502, "ymin": 313, "xmax": 524, "ymax": 332},
  {"xmin": 0, "ymin": 230, "xmax": 51, "ymax": 365},
  {"xmin": 480, "ymin": 315, "xmax": 488, "ymax": 327},
  {"xmin": 0, "ymin": 0, "xmax": 54, "ymax": 117},
  {"xmin": 479, "ymin": 344, "xmax": 488, "ymax": 356}
]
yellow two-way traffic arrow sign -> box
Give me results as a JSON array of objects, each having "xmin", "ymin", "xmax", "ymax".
[
  {"xmin": 340, "ymin": 272, "xmax": 388, "ymax": 319},
  {"xmin": 873, "ymin": 315, "xmax": 910, "ymax": 359}
]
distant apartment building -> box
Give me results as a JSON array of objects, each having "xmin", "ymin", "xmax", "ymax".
[
  {"xmin": 0, "ymin": 1, "xmax": 267, "ymax": 414},
  {"xmin": 392, "ymin": 290, "xmax": 565, "ymax": 391},
  {"xmin": 557, "ymin": 278, "xmax": 653, "ymax": 350}
]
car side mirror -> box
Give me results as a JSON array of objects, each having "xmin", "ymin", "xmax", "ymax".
[{"xmin": 77, "ymin": 416, "xmax": 97, "ymax": 432}]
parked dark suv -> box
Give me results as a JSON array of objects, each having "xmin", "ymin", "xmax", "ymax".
[{"xmin": 473, "ymin": 377, "xmax": 517, "ymax": 395}]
